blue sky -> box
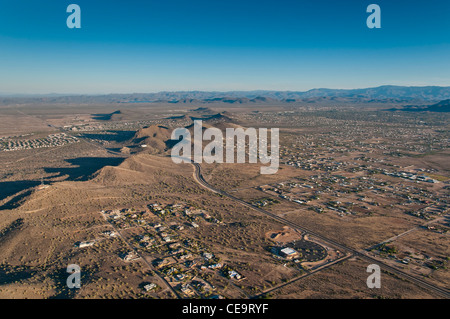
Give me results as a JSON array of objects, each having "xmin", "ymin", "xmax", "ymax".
[{"xmin": 0, "ymin": 0, "xmax": 449, "ymax": 94}]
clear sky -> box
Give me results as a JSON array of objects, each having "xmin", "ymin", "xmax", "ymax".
[{"xmin": 0, "ymin": 0, "xmax": 449, "ymax": 94}]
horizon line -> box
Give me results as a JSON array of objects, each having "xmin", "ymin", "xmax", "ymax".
[{"xmin": 2, "ymin": 84, "xmax": 450, "ymax": 97}]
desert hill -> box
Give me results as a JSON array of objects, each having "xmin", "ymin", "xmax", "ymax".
[
  {"xmin": 186, "ymin": 112, "xmax": 242, "ymax": 131},
  {"xmin": 131, "ymin": 125, "xmax": 172, "ymax": 154},
  {"xmin": 113, "ymin": 111, "xmax": 244, "ymax": 155},
  {"xmin": 91, "ymin": 153, "xmax": 193, "ymax": 186},
  {"xmin": 190, "ymin": 112, "xmax": 233, "ymax": 122},
  {"xmin": 388, "ymin": 99, "xmax": 450, "ymax": 112},
  {"xmin": 190, "ymin": 107, "xmax": 215, "ymax": 113}
]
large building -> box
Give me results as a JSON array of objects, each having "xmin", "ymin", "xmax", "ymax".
[{"xmin": 279, "ymin": 247, "xmax": 299, "ymax": 260}]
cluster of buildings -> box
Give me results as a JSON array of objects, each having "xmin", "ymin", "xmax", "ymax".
[
  {"xmin": 100, "ymin": 203, "xmax": 240, "ymax": 298},
  {"xmin": 382, "ymin": 170, "xmax": 439, "ymax": 184},
  {"xmin": 406, "ymin": 204, "xmax": 448, "ymax": 220},
  {"xmin": 0, "ymin": 133, "xmax": 78, "ymax": 151},
  {"xmin": 259, "ymin": 167, "xmax": 448, "ymax": 219}
]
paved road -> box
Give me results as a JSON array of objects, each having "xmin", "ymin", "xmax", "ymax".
[
  {"xmin": 191, "ymin": 162, "xmax": 450, "ymax": 299},
  {"xmin": 366, "ymin": 216, "xmax": 448, "ymax": 251},
  {"xmin": 254, "ymin": 255, "xmax": 353, "ymax": 298}
]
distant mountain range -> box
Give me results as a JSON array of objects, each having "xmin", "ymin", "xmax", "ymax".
[{"xmin": 1, "ymin": 85, "xmax": 450, "ymax": 105}]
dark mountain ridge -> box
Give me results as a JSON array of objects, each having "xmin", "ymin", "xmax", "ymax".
[
  {"xmin": 387, "ymin": 99, "xmax": 450, "ymax": 112},
  {"xmin": 1, "ymin": 86, "xmax": 449, "ymax": 105}
]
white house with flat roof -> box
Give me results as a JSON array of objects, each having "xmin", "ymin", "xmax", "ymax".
[{"xmin": 280, "ymin": 247, "xmax": 299, "ymax": 259}]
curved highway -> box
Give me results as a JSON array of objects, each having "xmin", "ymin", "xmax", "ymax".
[{"xmin": 191, "ymin": 162, "xmax": 450, "ymax": 299}]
